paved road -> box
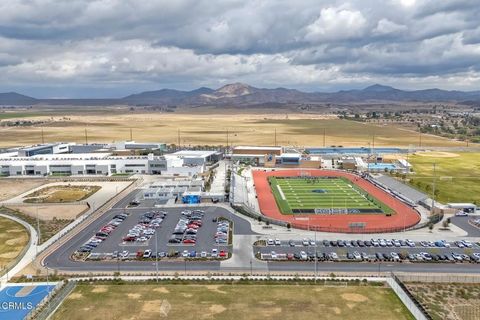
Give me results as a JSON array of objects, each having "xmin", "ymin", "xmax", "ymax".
[
  {"xmin": 450, "ymin": 216, "xmax": 480, "ymax": 237},
  {"xmin": 267, "ymin": 261, "xmax": 480, "ymax": 274}
]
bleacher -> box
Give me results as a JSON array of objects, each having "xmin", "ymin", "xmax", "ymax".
[{"xmin": 373, "ymin": 174, "xmax": 428, "ymax": 204}]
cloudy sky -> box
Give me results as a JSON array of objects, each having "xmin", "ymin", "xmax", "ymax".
[{"xmin": 1, "ymin": 0, "xmax": 480, "ymax": 98}]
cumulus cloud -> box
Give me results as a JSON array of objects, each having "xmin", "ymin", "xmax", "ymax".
[
  {"xmin": 0, "ymin": 0, "xmax": 479, "ymax": 97},
  {"xmin": 304, "ymin": 7, "xmax": 367, "ymax": 43}
]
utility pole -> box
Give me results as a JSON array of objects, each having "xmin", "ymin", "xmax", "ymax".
[
  {"xmin": 431, "ymin": 163, "xmax": 436, "ymax": 215},
  {"xmin": 36, "ymin": 207, "xmax": 41, "ymax": 246},
  {"xmin": 372, "ymin": 131, "xmax": 375, "ymax": 150},
  {"xmin": 226, "ymin": 129, "xmax": 229, "ymax": 149},
  {"xmin": 274, "ymin": 128, "xmax": 277, "ymax": 146},
  {"xmin": 177, "ymin": 129, "xmax": 181, "ymax": 149},
  {"xmin": 323, "ymin": 128, "xmax": 326, "ymax": 147},
  {"xmin": 130, "ymin": 128, "xmax": 133, "ymax": 141},
  {"xmin": 155, "ymin": 230, "xmax": 159, "ymax": 282}
]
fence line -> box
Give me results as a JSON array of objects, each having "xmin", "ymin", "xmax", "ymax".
[
  {"xmin": 387, "ymin": 273, "xmax": 431, "ymax": 320},
  {"xmin": 25, "ymin": 281, "xmax": 66, "ymax": 320},
  {"xmin": 396, "ymin": 273, "xmax": 480, "ymax": 284}
]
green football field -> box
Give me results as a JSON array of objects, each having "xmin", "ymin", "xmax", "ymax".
[{"xmin": 269, "ymin": 176, "xmax": 392, "ymax": 215}]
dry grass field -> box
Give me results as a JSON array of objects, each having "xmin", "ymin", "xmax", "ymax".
[
  {"xmin": 23, "ymin": 185, "xmax": 101, "ymax": 203},
  {"xmin": 0, "ymin": 179, "xmax": 47, "ymax": 201},
  {"xmin": 407, "ymin": 283, "xmax": 480, "ymax": 320},
  {"xmin": 0, "ymin": 109, "xmax": 465, "ymax": 147},
  {"xmin": 52, "ymin": 283, "xmax": 413, "ymax": 320},
  {"xmin": 0, "ymin": 215, "xmax": 29, "ymax": 269}
]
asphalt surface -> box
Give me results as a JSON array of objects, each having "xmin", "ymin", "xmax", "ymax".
[
  {"xmin": 43, "ymin": 190, "xmax": 480, "ymax": 274},
  {"xmin": 44, "ymin": 201, "xmax": 255, "ymax": 271},
  {"xmin": 450, "ymin": 215, "xmax": 480, "ymax": 237}
]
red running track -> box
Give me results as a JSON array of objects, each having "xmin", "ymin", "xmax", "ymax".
[{"xmin": 252, "ymin": 169, "xmax": 420, "ymax": 233}]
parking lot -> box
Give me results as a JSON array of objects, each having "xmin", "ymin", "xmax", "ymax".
[
  {"xmin": 75, "ymin": 206, "xmax": 234, "ymax": 261},
  {"xmin": 256, "ymin": 238, "xmax": 480, "ymax": 264}
]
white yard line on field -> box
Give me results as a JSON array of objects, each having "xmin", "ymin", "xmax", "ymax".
[{"xmin": 276, "ymin": 184, "xmax": 287, "ymax": 201}]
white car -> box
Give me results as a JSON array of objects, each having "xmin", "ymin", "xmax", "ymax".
[
  {"xmin": 309, "ymin": 239, "xmax": 316, "ymax": 246},
  {"xmin": 353, "ymin": 251, "xmax": 362, "ymax": 260},
  {"xmin": 267, "ymin": 239, "xmax": 274, "ymax": 246},
  {"xmin": 274, "ymin": 239, "xmax": 281, "ymax": 246},
  {"xmin": 300, "ymin": 251, "xmax": 308, "ymax": 260},
  {"xmin": 143, "ymin": 249, "xmax": 152, "ymax": 258},
  {"xmin": 329, "ymin": 252, "xmax": 339, "ymax": 260},
  {"xmin": 406, "ymin": 239, "xmax": 415, "ymax": 247},
  {"xmin": 182, "ymin": 250, "xmax": 189, "ymax": 258},
  {"xmin": 462, "ymin": 240, "xmax": 473, "ymax": 248},
  {"xmin": 271, "ymin": 251, "xmax": 277, "ymax": 260},
  {"xmin": 200, "ymin": 251, "xmax": 207, "ymax": 258},
  {"xmin": 211, "ymin": 249, "xmax": 218, "ymax": 258},
  {"xmin": 390, "ymin": 252, "xmax": 400, "ymax": 261},
  {"xmin": 302, "ymin": 239, "xmax": 309, "ymax": 246}
]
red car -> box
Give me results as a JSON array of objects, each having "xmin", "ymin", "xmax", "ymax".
[
  {"xmin": 183, "ymin": 239, "xmax": 196, "ymax": 244},
  {"xmin": 190, "ymin": 221, "xmax": 202, "ymax": 227},
  {"xmin": 187, "ymin": 224, "xmax": 199, "ymax": 229},
  {"xmin": 219, "ymin": 250, "xmax": 227, "ymax": 258},
  {"xmin": 123, "ymin": 236, "xmax": 136, "ymax": 242},
  {"xmin": 136, "ymin": 250, "xmax": 144, "ymax": 258}
]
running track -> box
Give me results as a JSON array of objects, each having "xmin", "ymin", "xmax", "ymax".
[{"xmin": 252, "ymin": 169, "xmax": 420, "ymax": 233}]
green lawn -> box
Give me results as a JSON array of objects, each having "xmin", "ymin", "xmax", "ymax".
[
  {"xmin": 269, "ymin": 176, "xmax": 392, "ymax": 214},
  {"xmin": 52, "ymin": 283, "xmax": 413, "ymax": 320},
  {"xmin": 408, "ymin": 152, "xmax": 480, "ymax": 204}
]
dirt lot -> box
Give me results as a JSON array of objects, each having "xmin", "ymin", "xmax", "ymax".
[
  {"xmin": 23, "ymin": 185, "xmax": 101, "ymax": 203},
  {"xmin": 407, "ymin": 283, "xmax": 480, "ymax": 320},
  {"xmin": 0, "ymin": 110, "xmax": 465, "ymax": 148},
  {"xmin": 0, "ymin": 179, "xmax": 47, "ymax": 201},
  {"xmin": 51, "ymin": 282, "xmax": 413, "ymax": 320},
  {"xmin": 0, "ymin": 215, "xmax": 29, "ymax": 269},
  {"xmin": 7, "ymin": 204, "xmax": 88, "ymax": 220}
]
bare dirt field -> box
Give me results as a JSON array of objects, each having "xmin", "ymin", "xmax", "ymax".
[
  {"xmin": 0, "ymin": 110, "xmax": 465, "ymax": 148},
  {"xmin": 23, "ymin": 185, "xmax": 101, "ymax": 203},
  {"xmin": 0, "ymin": 179, "xmax": 47, "ymax": 201},
  {"xmin": 7, "ymin": 204, "xmax": 88, "ymax": 220}
]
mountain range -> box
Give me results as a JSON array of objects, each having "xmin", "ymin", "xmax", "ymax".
[{"xmin": 2, "ymin": 83, "xmax": 480, "ymax": 106}]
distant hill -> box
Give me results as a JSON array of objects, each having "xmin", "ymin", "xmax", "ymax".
[
  {"xmin": 2, "ymin": 83, "xmax": 480, "ymax": 106},
  {"xmin": 0, "ymin": 92, "xmax": 38, "ymax": 105}
]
